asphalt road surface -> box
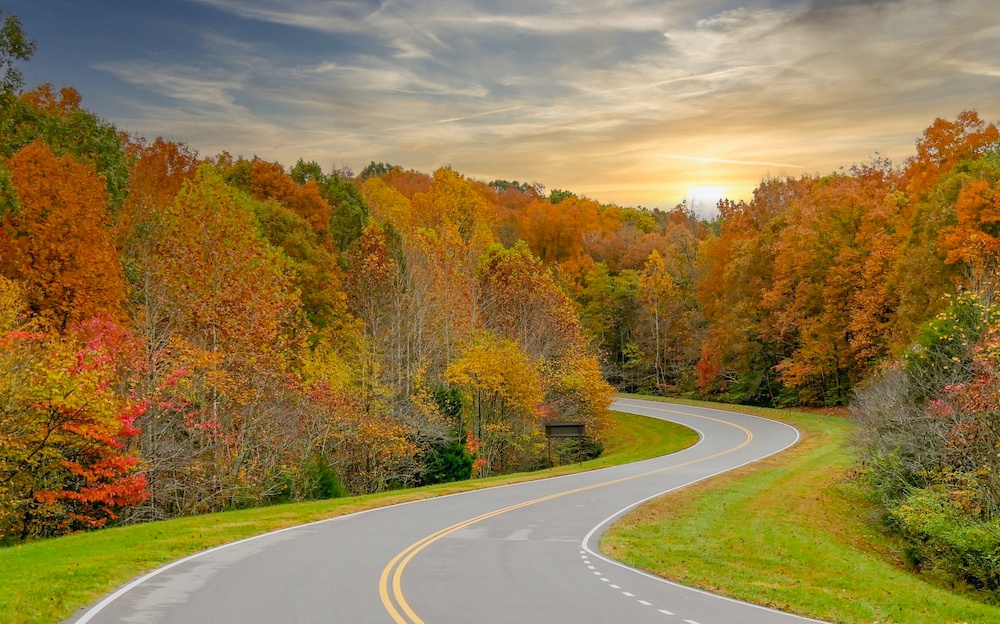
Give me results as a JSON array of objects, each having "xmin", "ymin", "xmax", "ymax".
[{"xmin": 72, "ymin": 397, "xmax": 825, "ymax": 624}]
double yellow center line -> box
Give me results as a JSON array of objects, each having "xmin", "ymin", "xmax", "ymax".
[{"xmin": 379, "ymin": 405, "xmax": 753, "ymax": 623}]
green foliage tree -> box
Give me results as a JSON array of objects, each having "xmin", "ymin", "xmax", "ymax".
[
  {"xmin": 0, "ymin": 10, "xmax": 35, "ymax": 98},
  {"xmin": 549, "ymin": 188, "xmax": 575, "ymax": 204},
  {"xmin": 359, "ymin": 161, "xmax": 400, "ymax": 180},
  {"xmin": 323, "ymin": 170, "xmax": 369, "ymax": 252}
]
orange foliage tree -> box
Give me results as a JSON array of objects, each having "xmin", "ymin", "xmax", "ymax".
[
  {"xmin": 696, "ymin": 181, "xmax": 799, "ymax": 403},
  {"xmin": 1, "ymin": 141, "xmax": 125, "ymax": 330},
  {"xmin": 763, "ymin": 164, "xmax": 902, "ymax": 404},
  {"xmin": 906, "ymin": 110, "xmax": 999, "ymax": 197},
  {"xmin": 938, "ymin": 156, "xmax": 1000, "ymax": 275}
]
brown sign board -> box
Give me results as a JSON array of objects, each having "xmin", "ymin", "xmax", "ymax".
[{"xmin": 545, "ymin": 422, "xmax": 585, "ymax": 438}]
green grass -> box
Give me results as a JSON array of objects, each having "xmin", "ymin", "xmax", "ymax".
[
  {"xmin": 0, "ymin": 409, "xmax": 697, "ymax": 624},
  {"xmin": 602, "ymin": 396, "xmax": 1000, "ymax": 624}
]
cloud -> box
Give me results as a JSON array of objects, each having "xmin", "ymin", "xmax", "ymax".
[{"xmin": 83, "ymin": 0, "xmax": 1000, "ymax": 208}]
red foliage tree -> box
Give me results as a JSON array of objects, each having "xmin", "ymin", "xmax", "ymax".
[{"xmin": 0, "ymin": 317, "xmax": 148, "ymax": 540}]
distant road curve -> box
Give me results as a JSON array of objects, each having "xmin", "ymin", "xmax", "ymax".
[{"xmin": 73, "ymin": 397, "xmax": 824, "ymax": 624}]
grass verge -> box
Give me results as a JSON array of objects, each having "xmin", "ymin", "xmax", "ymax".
[
  {"xmin": 602, "ymin": 395, "xmax": 1000, "ymax": 624},
  {"xmin": 0, "ymin": 408, "xmax": 697, "ymax": 624}
]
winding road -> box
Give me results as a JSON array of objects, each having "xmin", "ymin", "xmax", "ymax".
[{"xmin": 72, "ymin": 397, "xmax": 823, "ymax": 624}]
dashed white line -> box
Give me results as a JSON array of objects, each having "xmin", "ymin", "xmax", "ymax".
[
  {"xmin": 578, "ymin": 520, "xmax": 701, "ymax": 623},
  {"xmin": 582, "ymin": 543, "xmax": 666, "ymax": 618}
]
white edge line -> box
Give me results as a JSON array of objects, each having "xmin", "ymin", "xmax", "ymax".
[
  {"xmin": 74, "ymin": 399, "xmax": 707, "ymax": 622},
  {"xmin": 585, "ymin": 398, "xmax": 828, "ymax": 624}
]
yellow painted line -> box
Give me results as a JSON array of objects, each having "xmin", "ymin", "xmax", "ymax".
[{"xmin": 379, "ymin": 404, "xmax": 753, "ymax": 623}]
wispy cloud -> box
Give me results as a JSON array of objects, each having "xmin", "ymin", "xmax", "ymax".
[
  {"xmin": 437, "ymin": 105, "xmax": 524, "ymax": 124},
  {"xmin": 658, "ymin": 154, "xmax": 805, "ymax": 169},
  {"xmin": 93, "ymin": 61, "xmax": 249, "ymax": 114},
  {"xmin": 952, "ymin": 61, "xmax": 1000, "ymax": 78}
]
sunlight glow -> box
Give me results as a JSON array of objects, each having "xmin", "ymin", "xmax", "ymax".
[
  {"xmin": 681, "ymin": 186, "xmax": 728, "ymax": 217},
  {"xmin": 686, "ymin": 186, "xmax": 726, "ymax": 201}
]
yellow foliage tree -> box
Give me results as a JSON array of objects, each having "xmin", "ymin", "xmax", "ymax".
[{"xmin": 446, "ymin": 332, "xmax": 543, "ymax": 475}]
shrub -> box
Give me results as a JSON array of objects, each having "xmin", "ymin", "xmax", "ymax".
[
  {"xmin": 419, "ymin": 438, "xmax": 473, "ymax": 485},
  {"xmin": 889, "ymin": 487, "xmax": 1000, "ymax": 595},
  {"xmin": 554, "ymin": 436, "xmax": 604, "ymax": 464},
  {"xmin": 308, "ymin": 455, "xmax": 348, "ymax": 499}
]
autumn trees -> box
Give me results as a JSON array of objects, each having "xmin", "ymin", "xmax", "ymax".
[
  {"xmin": 3, "ymin": 30, "xmax": 1000, "ymax": 551},
  {"xmin": 846, "ymin": 114, "xmax": 1000, "ymax": 591},
  {"xmin": 374, "ymin": 110, "xmax": 1000, "ymax": 411},
  {"xmin": 683, "ymin": 112, "xmax": 1000, "ymax": 408},
  {"xmin": 853, "ymin": 291, "xmax": 1000, "ymax": 592},
  {"xmin": 350, "ymin": 169, "xmax": 613, "ymax": 478},
  {"xmin": 0, "ymin": 72, "xmax": 621, "ymax": 540},
  {"xmin": 446, "ymin": 332, "xmax": 544, "ymax": 474}
]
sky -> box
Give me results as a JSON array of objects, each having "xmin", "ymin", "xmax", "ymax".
[{"xmin": 6, "ymin": 0, "xmax": 1000, "ymax": 213}]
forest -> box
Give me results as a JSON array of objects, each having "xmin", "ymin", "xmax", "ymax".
[
  {"xmin": 0, "ymin": 81, "xmax": 621, "ymax": 543},
  {"xmin": 4, "ymin": 13, "xmax": 1000, "ymax": 590}
]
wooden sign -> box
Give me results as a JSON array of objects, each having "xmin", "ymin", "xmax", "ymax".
[{"xmin": 545, "ymin": 422, "xmax": 585, "ymax": 438}]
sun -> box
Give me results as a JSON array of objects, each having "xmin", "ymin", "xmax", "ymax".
[
  {"xmin": 685, "ymin": 186, "xmax": 727, "ymax": 214},
  {"xmin": 687, "ymin": 185, "xmax": 726, "ymax": 203}
]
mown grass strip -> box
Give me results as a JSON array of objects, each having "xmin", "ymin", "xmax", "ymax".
[
  {"xmin": 0, "ymin": 408, "xmax": 697, "ymax": 624},
  {"xmin": 602, "ymin": 395, "xmax": 1000, "ymax": 624}
]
